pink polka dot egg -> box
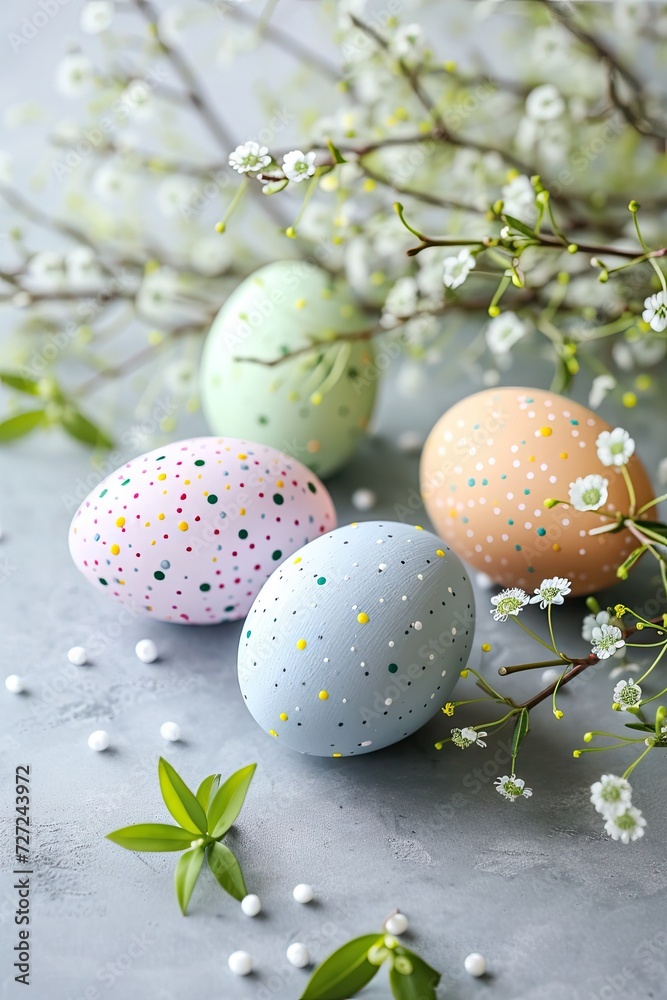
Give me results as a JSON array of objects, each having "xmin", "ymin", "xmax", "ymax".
[
  {"xmin": 420, "ymin": 387, "xmax": 655, "ymax": 596},
  {"xmin": 68, "ymin": 437, "xmax": 336, "ymax": 624}
]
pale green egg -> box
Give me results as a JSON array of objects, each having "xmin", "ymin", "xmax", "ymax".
[{"xmin": 200, "ymin": 261, "xmax": 378, "ymax": 477}]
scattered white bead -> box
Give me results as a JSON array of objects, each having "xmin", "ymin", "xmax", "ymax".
[
  {"xmin": 135, "ymin": 639, "xmax": 158, "ymax": 663},
  {"xmin": 542, "ymin": 667, "xmax": 561, "ymax": 685},
  {"xmin": 68, "ymin": 646, "xmax": 88, "ymax": 666},
  {"xmin": 397, "ymin": 430, "xmax": 423, "ymax": 453},
  {"xmin": 160, "ymin": 721, "xmax": 181, "ymax": 742},
  {"xmin": 5, "ymin": 674, "xmax": 25, "ymax": 694},
  {"xmin": 413, "ymin": 621, "xmax": 423, "ymax": 631},
  {"xmin": 87, "ymin": 730, "xmax": 110, "ymax": 752},
  {"xmin": 286, "ymin": 942, "xmax": 310, "ymax": 968},
  {"xmin": 475, "ymin": 571, "xmax": 494, "ymax": 590},
  {"xmin": 385, "ymin": 913, "xmax": 409, "ymax": 935},
  {"xmin": 293, "ymin": 883, "xmax": 314, "ymax": 903},
  {"xmin": 241, "ymin": 894, "xmax": 261, "ymax": 917},
  {"xmin": 351, "ymin": 488, "xmax": 377, "ymax": 512},
  {"xmin": 228, "ymin": 951, "xmax": 253, "ymax": 976},
  {"xmin": 464, "ymin": 953, "xmax": 487, "ymax": 977}
]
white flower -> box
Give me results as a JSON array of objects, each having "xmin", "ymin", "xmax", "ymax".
[
  {"xmin": 121, "ymin": 80, "xmax": 154, "ymax": 120},
  {"xmin": 156, "ymin": 175, "xmax": 198, "ymax": 217},
  {"xmin": 229, "ymin": 141, "xmax": 271, "ymax": 174},
  {"xmin": 485, "ymin": 311, "xmax": 527, "ymax": 356},
  {"xmin": 525, "ymin": 84, "xmax": 565, "ymax": 122},
  {"xmin": 390, "ymin": 23, "xmax": 424, "ymax": 60},
  {"xmin": 494, "ymin": 773, "xmax": 533, "ymax": 802},
  {"xmin": 282, "ymin": 149, "xmax": 317, "ymax": 183},
  {"xmin": 591, "ymin": 623, "xmax": 625, "ymax": 660},
  {"xmin": 189, "ymin": 236, "xmax": 232, "ymax": 277},
  {"xmin": 501, "ymin": 174, "xmax": 536, "ymax": 222},
  {"xmin": 451, "ymin": 727, "xmax": 488, "ymax": 749},
  {"xmin": 0, "ymin": 151, "xmax": 13, "ymax": 185},
  {"xmin": 27, "ymin": 251, "xmax": 66, "ymax": 291},
  {"xmin": 66, "ymin": 247, "xmax": 103, "ymax": 290},
  {"xmin": 55, "ymin": 53, "xmax": 94, "ymax": 97},
  {"xmin": 590, "ymin": 774, "xmax": 633, "ymax": 818},
  {"xmin": 582, "ymin": 609, "xmax": 611, "ymax": 641},
  {"xmin": 490, "ymin": 587, "xmax": 530, "ymax": 622},
  {"xmin": 568, "ymin": 474, "xmax": 609, "ymax": 512},
  {"xmin": 596, "ymin": 427, "xmax": 635, "ymax": 467},
  {"xmin": 642, "ymin": 291, "xmax": 667, "ymax": 333},
  {"xmin": 603, "ymin": 806, "xmax": 646, "ymax": 844},
  {"xmin": 612, "ymin": 678, "xmax": 642, "ymax": 709},
  {"xmin": 92, "ymin": 162, "xmax": 138, "ymax": 202},
  {"xmin": 136, "ymin": 267, "xmax": 208, "ymax": 326},
  {"xmin": 80, "ymin": 1, "xmax": 114, "ymax": 34},
  {"xmin": 158, "ymin": 5, "xmax": 187, "ymax": 45},
  {"xmin": 529, "ymin": 576, "xmax": 571, "ymax": 609},
  {"xmin": 588, "ymin": 374, "xmax": 616, "ymax": 410},
  {"xmin": 443, "ymin": 249, "xmax": 476, "ymax": 290},
  {"xmin": 383, "ymin": 276, "xmax": 418, "ymax": 323}
]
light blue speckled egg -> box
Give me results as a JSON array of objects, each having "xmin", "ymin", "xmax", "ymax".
[{"xmin": 238, "ymin": 521, "xmax": 475, "ymax": 756}]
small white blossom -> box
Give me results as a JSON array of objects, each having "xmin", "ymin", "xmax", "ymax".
[
  {"xmin": 55, "ymin": 53, "xmax": 94, "ymax": 97},
  {"xmin": 501, "ymin": 174, "xmax": 536, "ymax": 222},
  {"xmin": 156, "ymin": 175, "xmax": 198, "ymax": 217},
  {"xmin": 525, "ymin": 84, "xmax": 566, "ymax": 122},
  {"xmin": 591, "ymin": 623, "xmax": 625, "ymax": 660},
  {"xmin": 81, "ymin": 1, "xmax": 114, "ymax": 34},
  {"xmin": 282, "ymin": 149, "xmax": 317, "ymax": 183},
  {"xmin": 229, "ymin": 141, "xmax": 271, "ymax": 174},
  {"xmin": 92, "ymin": 162, "xmax": 138, "ymax": 202},
  {"xmin": 383, "ymin": 276, "xmax": 418, "ymax": 321},
  {"xmin": 0, "ymin": 151, "xmax": 14, "ymax": 185},
  {"xmin": 494, "ymin": 773, "xmax": 533, "ymax": 802},
  {"xmin": 189, "ymin": 236, "xmax": 232, "ymax": 277},
  {"xmin": 642, "ymin": 291, "xmax": 667, "ymax": 333},
  {"xmin": 568, "ymin": 474, "xmax": 609, "ymax": 512},
  {"xmin": 27, "ymin": 252, "xmax": 66, "ymax": 291},
  {"xmin": 443, "ymin": 249, "xmax": 476, "ymax": 290},
  {"xmin": 121, "ymin": 80, "xmax": 154, "ymax": 120},
  {"xmin": 529, "ymin": 577, "xmax": 571, "ymax": 609},
  {"xmin": 612, "ymin": 678, "xmax": 642, "ymax": 709},
  {"xmin": 390, "ymin": 23, "xmax": 424, "ymax": 60},
  {"xmin": 590, "ymin": 774, "xmax": 633, "ymax": 818},
  {"xmin": 485, "ymin": 311, "xmax": 528, "ymax": 355},
  {"xmin": 451, "ymin": 727, "xmax": 488, "ymax": 749},
  {"xmin": 588, "ymin": 374, "xmax": 616, "ymax": 410},
  {"xmin": 490, "ymin": 587, "xmax": 530, "ymax": 622},
  {"xmin": 596, "ymin": 427, "xmax": 635, "ymax": 467},
  {"xmin": 604, "ymin": 805, "xmax": 646, "ymax": 844},
  {"xmin": 582, "ymin": 609, "xmax": 611, "ymax": 641},
  {"xmin": 66, "ymin": 247, "xmax": 103, "ymax": 290},
  {"xmin": 158, "ymin": 5, "xmax": 188, "ymax": 45}
]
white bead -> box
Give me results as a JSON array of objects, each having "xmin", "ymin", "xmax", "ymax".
[
  {"xmin": 292, "ymin": 883, "xmax": 314, "ymax": 903},
  {"xmin": 68, "ymin": 646, "xmax": 88, "ymax": 666},
  {"xmin": 160, "ymin": 721, "xmax": 181, "ymax": 742},
  {"xmin": 88, "ymin": 730, "xmax": 110, "ymax": 752},
  {"xmin": 135, "ymin": 639, "xmax": 158, "ymax": 663},
  {"xmin": 5, "ymin": 674, "xmax": 25, "ymax": 694},
  {"xmin": 351, "ymin": 488, "xmax": 377, "ymax": 512},
  {"xmin": 464, "ymin": 953, "xmax": 487, "ymax": 977},
  {"xmin": 241, "ymin": 894, "xmax": 261, "ymax": 917},
  {"xmin": 228, "ymin": 950, "xmax": 253, "ymax": 976},
  {"xmin": 286, "ymin": 942, "xmax": 310, "ymax": 968},
  {"xmin": 385, "ymin": 913, "xmax": 409, "ymax": 935},
  {"xmin": 541, "ymin": 667, "xmax": 561, "ymax": 685}
]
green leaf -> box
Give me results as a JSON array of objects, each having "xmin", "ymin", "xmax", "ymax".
[
  {"xmin": 0, "ymin": 372, "xmax": 40, "ymax": 395},
  {"xmin": 158, "ymin": 758, "xmax": 208, "ymax": 835},
  {"xmin": 326, "ymin": 138, "xmax": 347, "ymax": 164},
  {"xmin": 300, "ymin": 935, "xmax": 383, "ymax": 1000},
  {"xmin": 502, "ymin": 214, "xmax": 536, "ymax": 238},
  {"xmin": 207, "ymin": 763, "xmax": 256, "ymax": 838},
  {"xmin": 207, "ymin": 842, "xmax": 247, "ymax": 901},
  {"xmin": 624, "ymin": 722, "xmax": 655, "ymax": 733},
  {"xmin": 106, "ymin": 823, "xmax": 195, "ymax": 852},
  {"xmin": 511, "ymin": 707, "xmax": 530, "ymax": 759},
  {"xmin": 196, "ymin": 773, "xmax": 221, "ymax": 812},
  {"xmin": 0, "ymin": 410, "xmax": 46, "ymax": 442},
  {"xmin": 174, "ymin": 845, "xmax": 205, "ymax": 915},
  {"xmin": 655, "ymin": 706, "xmax": 667, "ymax": 737},
  {"xmin": 389, "ymin": 948, "xmax": 441, "ymax": 1000},
  {"xmin": 61, "ymin": 407, "xmax": 114, "ymax": 449}
]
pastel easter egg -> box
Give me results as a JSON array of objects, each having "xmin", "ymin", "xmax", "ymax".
[
  {"xmin": 238, "ymin": 521, "xmax": 475, "ymax": 756},
  {"xmin": 200, "ymin": 261, "xmax": 377, "ymax": 478},
  {"xmin": 420, "ymin": 387, "xmax": 655, "ymax": 596},
  {"xmin": 68, "ymin": 437, "xmax": 336, "ymax": 624}
]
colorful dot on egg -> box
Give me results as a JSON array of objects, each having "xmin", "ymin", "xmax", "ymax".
[
  {"xmin": 318, "ymin": 690, "xmax": 329, "ymax": 700},
  {"xmin": 157, "ymin": 473, "xmax": 166, "ymax": 481},
  {"xmin": 317, "ymin": 577, "xmax": 326, "ymax": 585},
  {"xmin": 178, "ymin": 522, "xmax": 188, "ymax": 531},
  {"xmin": 269, "ymin": 730, "xmax": 278, "ymax": 738},
  {"xmin": 279, "ymin": 713, "xmax": 288, "ymax": 721},
  {"xmin": 481, "ymin": 643, "xmax": 492, "ymax": 652},
  {"xmin": 115, "ymin": 517, "xmax": 125, "ymax": 528},
  {"xmin": 332, "ymin": 752, "xmax": 342, "ymax": 758},
  {"xmin": 388, "ymin": 663, "xmax": 398, "ymax": 673},
  {"xmin": 560, "ymin": 452, "xmax": 568, "ymax": 459},
  {"xmin": 357, "ymin": 612, "xmax": 370, "ymax": 624},
  {"xmin": 296, "ymin": 639, "xmax": 307, "ymax": 650},
  {"xmin": 436, "ymin": 549, "xmax": 445, "ymax": 557},
  {"xmin": 294, "ymin": 557, "xmax": 302, "ymax": 564},
  {"xmin": 273, "ymin": 493, "xmax": 284, "ymax": 505},
  {"xmin": 110, "ymin": 543, "xmax": 120, "ymax": 556},
  {"xmin": 537, "ymin": 527, "xmax": 546, "ymax": 536},
  {"xmin": 194, "ymin": 459, "xmax": 205, "ymax": 466},
  {"xmin": 207, "ymin": 494, "xmax": 218, "ymax": 504},
  {"xmin": 539, "ymin": 427, "xmax": 552, "ymax": 436}
]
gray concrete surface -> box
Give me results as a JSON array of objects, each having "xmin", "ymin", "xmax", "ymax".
[{"xmin": 0, "ymin": 358, "xmax": 665, "ymax": 1000}]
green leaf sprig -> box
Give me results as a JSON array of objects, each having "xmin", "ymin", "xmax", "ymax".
[
  {"xmin": 301, "ymin": 925, "xmax": 441, "ymax": 1000},
  {"xmin": 106, "ymin": 758, "xmax": 256, "ymax": 914}
]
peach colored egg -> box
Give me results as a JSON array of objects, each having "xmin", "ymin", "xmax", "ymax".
[{"xmin": 420, "ymin": 387, "xmax": 655, "ymax": 596}]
